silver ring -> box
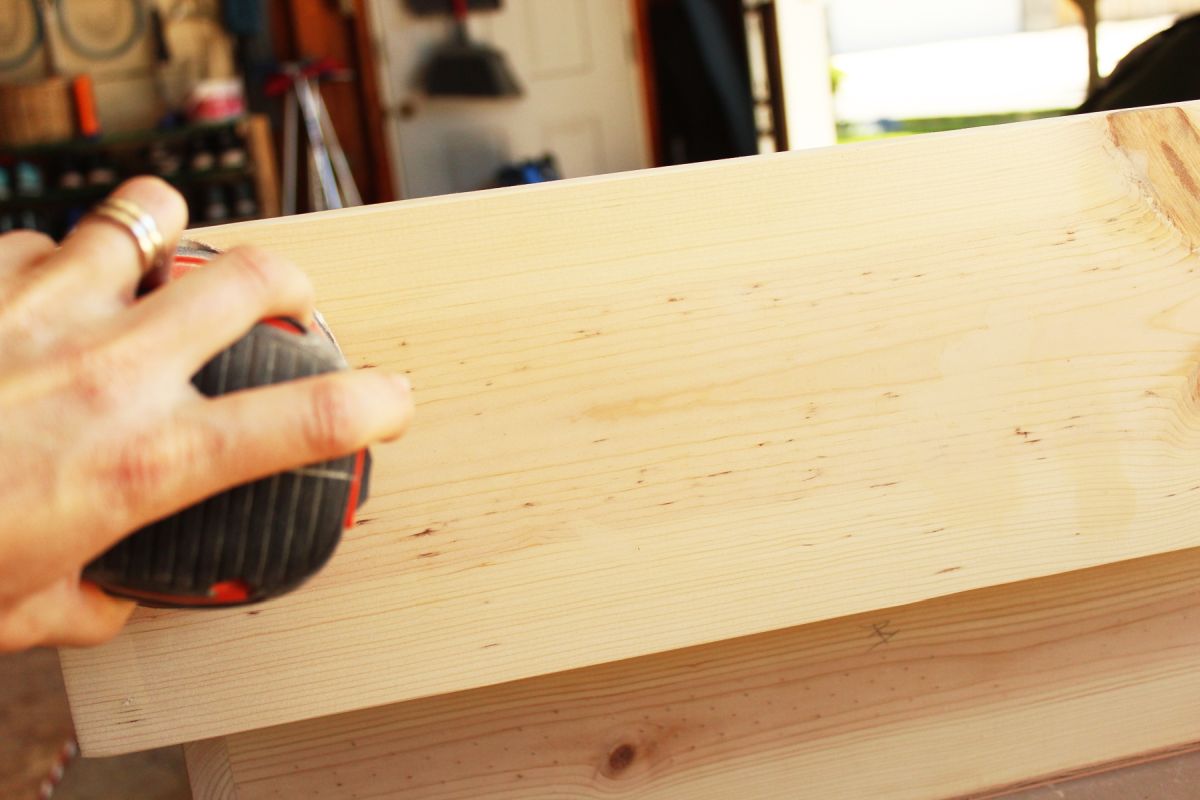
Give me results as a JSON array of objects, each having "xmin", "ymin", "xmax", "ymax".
[{"xmin": 89, "ymin": 197, "xmax": 168, "ymax": 276}]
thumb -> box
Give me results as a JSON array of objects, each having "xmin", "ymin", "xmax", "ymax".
[{"xmin": 0, "ymin": 576, "xmax": 135, "ymax": 652}]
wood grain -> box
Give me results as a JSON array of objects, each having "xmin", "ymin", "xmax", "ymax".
[
  {"xmin": 185, "ymin": 738, "xmax": 238, "ymax": 800},
  {"xmin": 63, "ymin": 103, "xmax": 1200, "ymax": 755},
  {"xmin": 207, "ymin": 548, "xmax": 1200, "ymax": 799}
]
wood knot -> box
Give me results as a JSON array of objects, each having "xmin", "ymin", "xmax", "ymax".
[{"xmin": 606, "ymin": 743, "xmax": 637, "ymax": 775}]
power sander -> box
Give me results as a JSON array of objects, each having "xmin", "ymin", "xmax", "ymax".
[{"xmin": 82, "ymin": 242, "xmax": 370, "ymax": 607}]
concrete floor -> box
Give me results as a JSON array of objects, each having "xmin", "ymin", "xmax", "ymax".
[
  {"xmin": 0, "ymin": 649, "xmax": 188, "ymax": 800},
  {"xmin": 3, "ymin": 647, "xmax": 1197, "ymax": 799}
]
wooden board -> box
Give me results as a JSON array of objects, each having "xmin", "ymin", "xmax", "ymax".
[
  {"xmin": 62, "ymin": 102, "xmax": 1200, "ymax": 755},
  {"xmin": 184, "ymin": 548, "xmax": 1200, "ymax": 799},
  {"xmin": 184, "ymin": 738, "xmax": 237, "ymax": 800}
]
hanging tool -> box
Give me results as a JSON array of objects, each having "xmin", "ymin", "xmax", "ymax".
[
  {"xmin": 421, "ymin": 0, "xmax": 521, "ymax": 98},
  {"xmin": 267, "ymin": 59, "xmax": 362, "ymax": 214},
  {"xmin": 82, "ymin": 243, "xmax": 372, "ymax": 607}
]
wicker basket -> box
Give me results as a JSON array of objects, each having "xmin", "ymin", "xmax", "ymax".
[{"xmin": 0, "ymin": 78, "xmax": 75, "ymax": 147}]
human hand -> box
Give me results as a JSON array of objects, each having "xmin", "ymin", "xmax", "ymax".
[{"xmin": 0, "ymin": 177, "xmax": 413, "ymax": 650}]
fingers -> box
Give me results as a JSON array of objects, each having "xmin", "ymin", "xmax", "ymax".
[
  {"xmin": 92, "ymin": 369, "xmax": 412, "ymax": 533},
  {"xmin": 44, "ymin": 581, "xmax": 136, "ymax": 648},
  {"xmin": 125, "ymin": 246, "xmax": 315, "ymax": 378},
  {"xmin": 0, "ymin": 231, "xmax": 59, "ymax": 346},
  {"xmin": 49, "ymin": 177, "xmax": 188, "ymax": 299},
  {"xmin": 0, "ymin": 577, "xmax": 134, "ymax": 652},
  {"xmin": 190, "ymin": 368, "xmax": 413, "ymax": 495},
  {"xmin": 0, "ymin": 229, "xmax": 55, "ymax": 277}
]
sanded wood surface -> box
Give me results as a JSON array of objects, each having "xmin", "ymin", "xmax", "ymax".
[
  {"xmin": 197, "ymin": 548, "xmax": 1200, "ymax": 799},
  {"xmin": 63, "ymin": 103, "xmax": 1200, "ymax": 755}
]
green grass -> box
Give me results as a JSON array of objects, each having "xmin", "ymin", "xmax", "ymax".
[
  {"xmin": 837, "ymin": 130, "xmax": 914, "ymax": 144},
  {"xmin": 836, "ymin": 109, "xmax": 1070, "ymax": 144}
]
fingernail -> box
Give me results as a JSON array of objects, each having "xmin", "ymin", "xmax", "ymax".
[{"xmin": 391, "ymin": 373, "xmax": 413, "ymax": 394}]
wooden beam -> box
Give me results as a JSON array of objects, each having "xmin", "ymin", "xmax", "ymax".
[
  {"xmin": 184, "ymin": 738, "xmax": 238, "ymax": 800},
  {"xmin": 62, "ymin": 103, "xmax": 1200, "ymax": 755},
  {"xmin": 203, "ymin": 548, "xmax": 1200, "ymax": 799},
  {"xmin": 243, "ymin": 115, "xmax": 281, "ymax": 219}
]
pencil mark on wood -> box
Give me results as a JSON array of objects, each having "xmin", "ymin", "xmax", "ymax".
[{"xmin": 867, "ymin": 620, "xmax": 899, "ymax": 650}]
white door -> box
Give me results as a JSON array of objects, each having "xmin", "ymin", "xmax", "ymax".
[{"xmin": 366, "ymin": 0, "xmax": 650, "ymax": 198}]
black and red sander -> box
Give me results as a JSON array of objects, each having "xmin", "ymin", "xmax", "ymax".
[{"xmin": 82, "ymin": 242, "xmax": 371, "ymax": 607}]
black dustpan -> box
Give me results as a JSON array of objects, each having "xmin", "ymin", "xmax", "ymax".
[{"xmin": 423, "ymin": 0, "xmax": 522, "ymax": 97}]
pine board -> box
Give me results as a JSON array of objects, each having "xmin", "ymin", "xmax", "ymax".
[
  {"xmin": 63, "ymin": 103, "xmax": 1200, "ymax": 755},
  {"xmin": 186, "ymin": 548, "xmax": 1200, "ymax": 799}
]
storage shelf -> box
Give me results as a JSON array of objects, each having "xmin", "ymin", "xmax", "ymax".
[
  {"xmin": 0, "ymin": 117, "xmax": 248, "ymax": 158},
  {"xmin": 0, "ymin": 166, "xmax": 256, "ymax": 211}
]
